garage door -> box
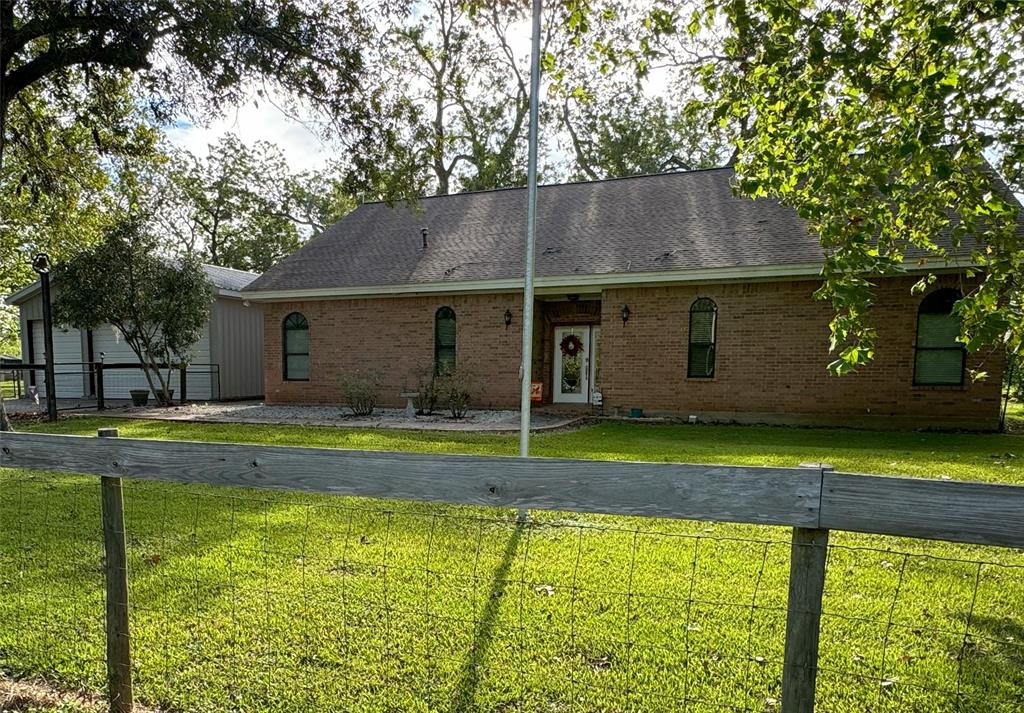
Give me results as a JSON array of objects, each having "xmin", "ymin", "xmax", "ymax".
[{"xmin": 30, "ymin": 321, "xmax": 86, "ymax": 397}]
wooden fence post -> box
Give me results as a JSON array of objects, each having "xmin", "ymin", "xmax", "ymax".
[
  {"xmin": 99, "ymin": 427, "xmax": 133, "ymax": 713},
  {"xmin": 781, "ymin": 525, "xmax": 829, "ymax": 713}
]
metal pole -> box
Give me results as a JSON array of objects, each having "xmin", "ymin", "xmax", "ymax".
[
  {"xmin": 518, "ymin": 0, "xmax": 542, "ymax": 459},
  {"xmin": 39, "ymin": 269, "xmax": 57, "ymax": 422}
]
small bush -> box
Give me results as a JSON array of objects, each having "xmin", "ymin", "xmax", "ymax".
[
  {"xmin": 407, "ymin": 364, "xmax": 438, "ymax": 415},
  {"xmin": 434, "ymin": 367, "xmax": 476, "ymax": 419},
  {"xmin": 340, "ymin": 371, "xmax": 382, "ymax": 416}
]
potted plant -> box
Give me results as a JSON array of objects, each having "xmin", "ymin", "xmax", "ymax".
[{"xmin": 129, "ymin": 389, "xmax": 150, "ymax": 407}]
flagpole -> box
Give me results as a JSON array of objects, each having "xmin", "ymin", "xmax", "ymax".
[
  {"xmin": 516, "ymin": 0, "xmax": 542, "ymax": 520},
  {"xmin": 518, "ymin": 0, "xmax": 542, "ymax": 460}
]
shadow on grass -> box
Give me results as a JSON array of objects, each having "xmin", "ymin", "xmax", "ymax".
[{"xmin": 451, "ymin": 521, "xmax": 524, "ymax": 712}]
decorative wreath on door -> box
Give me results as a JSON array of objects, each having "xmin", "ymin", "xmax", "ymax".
[{"xmin": 559, "ymin": 333, "xmax": 584, "ymax": 358}]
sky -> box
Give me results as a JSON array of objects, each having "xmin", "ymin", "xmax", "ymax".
[
  {"xmin": 163, "ymin": 16, "xmax": 538, "ymax": 173},
  {"xmin": 165, "ymin": 103, "xmax": 334, "ymax": 173}
]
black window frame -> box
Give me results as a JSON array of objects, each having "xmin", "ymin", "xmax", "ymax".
[
  {"xmin": 687, "ymin": 297, "xmax": 717, "ymax": 379},
  {"xmin": 913, "ymin": 288, "xmax": 965, "ymax": 386},
  {"xmin": 282, "ymin": 312, "xmax": 310, "ymax": 382},
  {"xmin": 435, "ymin": 306, "xmax": 457, "ymax": 376}
]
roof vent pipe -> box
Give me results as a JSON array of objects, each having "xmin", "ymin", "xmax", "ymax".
[{"xmin": 421, "ymin": 227, "xmax": 428, "ymax": 249}]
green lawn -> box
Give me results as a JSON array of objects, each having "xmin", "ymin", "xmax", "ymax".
[
  {"xmin": 2, "ymin": 417, "xmax": 1023, "ymax": 712},
  {"xmin": 1005, "ymin": 400, "xmax": 1024, "ymax": 431},
  {"xmin": 1, "ymin": 379, "xmax": 19, "ymax": 398}
]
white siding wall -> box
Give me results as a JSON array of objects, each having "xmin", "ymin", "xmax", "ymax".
[
  {"xmin": 15, "ymin": 288, "xmax": 258, "ymax": 402},
  {"xmin": 92, "ymin": 323, "xmax": 213, "ymax": 400},
  {"xmin": 29, "ymin": 321, "xmax": 87, "ymax": 397}
]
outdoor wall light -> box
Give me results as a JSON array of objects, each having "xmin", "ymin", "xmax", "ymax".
[
  {"xmin": 504, "ymin": 309, "xmax": 513, "ymax": 329},
  {"xmin": 621, "ymin": 304, "xmax": 631, "ymax": 324},
  {"xmin": 32, "ymin": 252, "xmax": 51, "ymax": 274}
]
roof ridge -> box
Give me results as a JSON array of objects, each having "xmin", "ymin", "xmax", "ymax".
[
  {"xmin": 202, "ymin": 263, "xmax": 260, "ymax": 276},
  {"xmin": 359, "ymin": 165, "xmax": 736, "ymax": 206}
]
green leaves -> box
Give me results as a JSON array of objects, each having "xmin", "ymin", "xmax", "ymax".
[
  {"xmin": 150, "ymin": 135, "xmax": 307, "ymax": 273},
  {"xmin": 694, "ymin": 0, "xmax": 1024, "ymax": 375},
  {"xmin": 52, "ymin": 217, "xmax": 213, "ymax": 369}
]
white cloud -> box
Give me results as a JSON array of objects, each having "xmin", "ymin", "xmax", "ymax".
[{"xmin": 165, "ymin": 99, "xmax": 336, "ymax": 173}]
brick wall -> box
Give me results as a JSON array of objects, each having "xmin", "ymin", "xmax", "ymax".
[
  {"xmin": 599, "ymin": 276, "xmax": 1003, "ymax": 429},
  {"xmin": 260, "ymin": 293, "xmax": 523, "ymax": 408},
  {"xmin": 258, "ymin": 276, "xmax": 1003, "ymax": 429}
]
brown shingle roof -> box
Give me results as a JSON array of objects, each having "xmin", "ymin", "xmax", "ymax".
[{"xmin": 243, "ymin": 167, "xmax": 994, "ymax": 294}]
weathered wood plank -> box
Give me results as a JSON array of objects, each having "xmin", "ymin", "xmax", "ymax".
[
  {"xmin": 821, "ymin": 472, "xmax": 1024, "ymax": 548},
  {"xmin": 781, "ymin": 527, "xmax": 829, "ymax": 713},
  {"xmin": 98, "ymin": 429, "xmax": 133, "ymax": 713},
  {"xmin": 0, "ymin": 432, "xmax": 821, "ymax": 526}
]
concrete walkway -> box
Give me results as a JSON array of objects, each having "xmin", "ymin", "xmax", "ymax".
[{"xmin": 76, "ymin": 401, "xmax": 587, "ymax": 432}]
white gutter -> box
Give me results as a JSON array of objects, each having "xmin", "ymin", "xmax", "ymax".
[
  {"xmin": 240, "ymin": 257, "xmax": 977, "ymax": 302},
  {"xmin": 7, "ymin": 280, "xmax": 254, "ymax": 305}
]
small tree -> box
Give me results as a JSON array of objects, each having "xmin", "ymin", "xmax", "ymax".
[{"xmin": 53, "ymin": 218, "xmax": 212, "ymax": 405}]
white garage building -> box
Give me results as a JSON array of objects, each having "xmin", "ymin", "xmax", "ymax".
[{"xmin": 6, "ymin": 265, "xmax": 263, "ymax": 401}]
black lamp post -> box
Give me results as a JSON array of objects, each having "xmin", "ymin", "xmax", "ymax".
[{"xmin": 32, "ymin": 253, "xmax": 57, "ymax": 422}]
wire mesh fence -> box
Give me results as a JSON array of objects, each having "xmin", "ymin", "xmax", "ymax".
[
  {"xmin": 1, "ymin": 363, "xmax": 221, "ymax": 409},
  {"xmin": 1, "ymin": 366, "xmax": 24, "ymax": 399},
  {"xmin": 1, "ymin": 468, "xmax": 1022, "ymax": 712}
]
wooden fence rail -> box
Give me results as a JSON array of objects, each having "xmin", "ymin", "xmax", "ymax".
[
  {"xmin": 2, "ymin": 429, "xmax": 1024, "ymax": 713},
  {"xmin": 3, "ymin": 431, "xmax": 1023, "ymax": 548}
]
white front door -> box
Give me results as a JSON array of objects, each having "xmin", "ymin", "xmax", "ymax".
[{"xmin": 553, "ymin": 326, "xmax": 591, "ymax": 403}]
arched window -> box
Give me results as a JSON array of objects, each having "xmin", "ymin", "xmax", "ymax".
[
  {"xmin": 688, "ymin": 298, "xmax": 717, "ymax": 379},
  {"xmin": 435, "ymin": 306, "xmax": 457, "ymax": 375},
  {"xmin": 914, "ymin": 289, "xmax": 965, "ymax": 385},
  {"xmin": 283, "ymin": 312, "xmax": 310, "ymax": 381}
]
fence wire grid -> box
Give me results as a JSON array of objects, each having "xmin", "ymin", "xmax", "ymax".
[
  {"xmin": 1, "ymin": 470, "xmax": 1022, "ymax": 712},
  {"xmin": 4, "ymin": 363, "xmax": 222, "ymax": 408}
]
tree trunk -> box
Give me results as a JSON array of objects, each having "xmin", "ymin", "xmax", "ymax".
[
  {"xmin": 0, "ymin": 87, "xmax": 8, "ymax": 174},
  {"xmin": 141, "ymin": 360, "xmax": 173, "ymax": 406}
]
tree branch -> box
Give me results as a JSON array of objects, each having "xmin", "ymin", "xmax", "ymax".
[{"xmin": 5, "ymin": 39, "xmax": 153, "ymax": 100}]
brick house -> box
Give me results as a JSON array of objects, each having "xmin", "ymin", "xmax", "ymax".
[{"xmin": 242, "ymin": 168, "xmax": 1007, "ymax": 430}]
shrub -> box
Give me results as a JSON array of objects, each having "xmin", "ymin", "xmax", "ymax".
[
  {"xmin": 407, "ymin": 363, "xmax": 438, "ymax": 415},
  {"xmin": 340, "ymin": 371, "xmax": 382, "ymax": 416},
  {"xmin": 434, "ymin": 367, "xmax": 476, "ymax": 419}
]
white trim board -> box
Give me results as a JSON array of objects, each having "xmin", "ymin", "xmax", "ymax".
[{"xmin": 241, "ymin": 258, "xmax": 976, "ymax": 303}]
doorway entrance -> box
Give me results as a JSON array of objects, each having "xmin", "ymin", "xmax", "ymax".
[{"xmin": 553, "ymin": 325, "xmax": 600, "ymax": 404}]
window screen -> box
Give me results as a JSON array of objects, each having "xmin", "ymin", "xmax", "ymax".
[
  {"xmin": 435, "ymin": 307, "xmax": 456, "ymax": 375},
  {"xmin": 283, "ymin": 312, "xmax": 310, "ymax": 381},
  {"xmin": 688, "ymin": 298, "xmax": 717, "ymax": 379},
  {"xmin": 914, "ymin": 289, "xmax": 964, "ymax": 385}
]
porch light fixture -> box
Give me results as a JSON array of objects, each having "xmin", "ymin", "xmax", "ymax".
[
  {"xmin": 504, "ymin": 309, "xmax": 513, "ymax": 329},
  {"xmin": 621, "ymin": 304, "xmax": 631, "ymax": 324},
  {"xmin": 32, "ymin": 252, "xmax": 51, "ymax": 273}
]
